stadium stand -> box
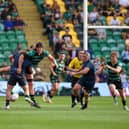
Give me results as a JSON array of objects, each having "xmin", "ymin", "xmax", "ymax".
[
  {"xmin": 88, "ymin": 0, "xmax": 129, "ymax": 26},
  {"xmin": 88, "ymin": 28, "xmax": 129, "ymax": 75},
  {"xmin": 0, "ymin": 0, "xmax": 28, "ymax": 68},
  {"xmin": 34, "ymin": 0, "xmax": 83, "ymax": 52}
]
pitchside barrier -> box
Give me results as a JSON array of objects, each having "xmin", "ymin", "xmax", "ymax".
[{"xmin": 0, "ymin": 81, "xmax": 129, "ymax": 96}]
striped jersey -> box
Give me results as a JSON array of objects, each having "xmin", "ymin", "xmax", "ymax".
[
  {"xmin": 54, "ymin": 59, "xmax": 65, "ymax": 74},
  {"xmin": 26, "ymin": 49, "xmax": 49, "ymax": 67},
  {"xmin": 107, "ymin": 61, "xmax": 122, "ymax": 81}
]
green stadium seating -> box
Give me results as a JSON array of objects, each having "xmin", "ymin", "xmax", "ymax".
[
  {"xmin": 89, "ymin": 38, "xmax": 98, "ymax": 44},
  {"xmin": 112, "ymin": 31, "xmax": 122, "ymax": 40},
  {"xmin": 106, "ymin": 30, "xmax": 112, "ymax": 38},
  {"xmin": 3, "ymin": 51, "xmax": 12, "ymax": 58},
  {"xmin": 6, "ymin": 30, "xmax": 16, "ymax": 40},
  {"xmin": 15, "ymin": 30, "xmax": 25, "ymax": 36}
]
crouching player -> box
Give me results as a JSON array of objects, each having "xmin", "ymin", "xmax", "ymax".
[{"xmin": 5, "ymin": 52, "xmax": 34, "ymax": 109}]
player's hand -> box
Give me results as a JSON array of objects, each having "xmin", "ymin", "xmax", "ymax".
[
  {"xmin": 17, "ymin": 68, "xmax": 22, "ymax": 74},
  {"xmin": 70, "ymin": 72, "xmax": 76, "ymax": 76},
  {"xmin": 53, "ymin": 72, "xmax": 57, "ymax": 76}
]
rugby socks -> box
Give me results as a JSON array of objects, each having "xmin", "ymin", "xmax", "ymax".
[
  {"xmin": 47, "ymin": 91, "xmax": 53, "ymax": 98},
  {"xmin": 25, "ymin": 95, "xmax": 30, "ymax": 98},
  {"xmin": 5, "ymin": 100, "xmax": 10, "ymax": 107},
  {"xmin": 122, "ymin": 100, "xmax": 126, "ymax": 106},
  {"xmin": 71, "ymin": 94, "xmax": 76, "ymax": 104},
  {"xmin": 113, "ymin": 95, "xmax": 116, "ymax": 99},
  {"xmin": 80, "ymin": 91, "xmax": 84, "ymax": 105},
  {"xmin": 30, "ymin": 95, "xmax": 36, "ymax": 103}
]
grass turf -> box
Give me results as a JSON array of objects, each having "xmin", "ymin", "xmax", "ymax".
[{"xmin": 0, "ymin": 96, "xmax": 129, "ymax": 129}]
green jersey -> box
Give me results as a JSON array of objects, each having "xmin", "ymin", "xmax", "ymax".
[
  {"xmin": 107, "ymin": 61, "xmax": 122, "ymax": 81},
  {"xmin": 50, "ymin": 59, "xmax": 65, "ymax": 84},
  {"xmin": 27, "ymin": 49, "xmax": 49, "ymax": 67},
  {"xmin": 54, "ymin": 59, "xmax": 65, "ymax": 74}
]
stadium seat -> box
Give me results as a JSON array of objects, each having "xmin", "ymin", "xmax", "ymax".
[
  {"xmin": 106, "ymin": 30, "xmax": 113, "ymax": 38},
  {"xmin": 110, "ymin": 47, "xmax": 119, "ymax": 52},
  {"xmin": 107, "ymin": 38, "xmax": 116, "ymax": 47},
  {"xmin": 15, "ymin": 30, "xmax": 25, "ymax": 36},
  {"xmin": 113, "ymin": 31, "xmax": 122, "ymax": 39},
  {"xmin": 6, "ymin": 30, "xmax": 16, "ymax": 40},
  {"xmin": 93, "ymin": 51, "xmax": 101, "ymax": 58},
  {"xmin": 9, "ymin": 38, "xmax": 18, "ymax": 45},
  {"xmin": 10, "ymin": 43, "xmax": 18, "ymax": 51},
  {"xmin": 89, "ymin": 38, "xmax": 98, "ymax": 44},
  {"xmin": 3, "ymin": 51, "xmax": 12, "ymax": 58},
  {"xmin": 117, "ymin": 43, "xmax": 125, "ymax": 54},
  {"xmin": 0, "ymin": 31, "xmax": 6, "ymax": 40}
]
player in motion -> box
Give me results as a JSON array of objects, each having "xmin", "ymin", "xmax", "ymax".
[
  {"xmin": 70, "ymin": 51, "xmax": 95, "ymax": 110},
  {"xmin": 5, "ymin": 52, "xmax": 34, "ymax": 109},
  {"xmin": 1, "ymin": 42, "xmax": 57, "ymax": 108},
  {"xmin": 104, "ymin": 51, "xmax": 129, "ymax": 111},
  {"xmin": 18, "ymin": 42, "xmax": 57, "ymax": 108},
  {"xmin": 67, "ymin": 50, "xmax": 84, "ymax": 108},
  {"xmin": 46, "ymin": 51, "xmax": 66, "ymax": 103}
]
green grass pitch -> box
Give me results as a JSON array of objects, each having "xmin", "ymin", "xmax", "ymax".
[{"xmin": 0, "ymin": 96, "xmax": 129, "ymax": 129}]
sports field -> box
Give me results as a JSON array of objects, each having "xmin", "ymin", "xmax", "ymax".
[{"xmin": 0, "ymin": 96, "xmax": 129, "ymax": 129}]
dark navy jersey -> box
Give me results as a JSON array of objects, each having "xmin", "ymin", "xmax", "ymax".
[
  {"xmin": 10, "ymin": 52, "xmax": 24, "ymax": 76},
  {"xmin": 81, "ymin": 60, "xmax": 95, "ymax": 83}
]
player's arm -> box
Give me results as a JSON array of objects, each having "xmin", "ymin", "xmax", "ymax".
[
  {"xmin": 67, "ymin": 58, "xmax": 79, "ymax": 72},
  {"xmin": 17, "ymin": 54, "xmax": 25, "ymax": 74},
  {"xmin": 0, "ymin": 66, "xmax": 10, "ymax": 73},
  {"xmin": 70, "ymin": 67, "xmax": 90, "ymax": 76},
  {"xmin": 49, "ymin": 62, "xmax": 57, "ymax": 76},
  {"xmin": 9, "ymin": 54, "xmax": 14, "ymax": 64},
  {"xmin": 105, "ymin": 64, "xmax": 121, "ymax": 73},
  {"xmin": 48, "ymin": 54, "xmax": 58, "ymax": 67}
]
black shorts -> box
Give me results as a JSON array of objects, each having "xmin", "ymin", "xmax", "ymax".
[
  {"xmin": 8, "ymin": 73, "xmax": 26, "ymax": 87},
  {"xmin": 25, "ymin": 66, "xmax": 33, "ymax": 74},
  {"xmin": 107, "ymin": 79, "xmax": 123, "ymax": 89},
  {"xmin": 50, "ymin": 74, "xmax": 60, "ymax": 84},
  {"xmin": 71, "ymin": 76, "xmax": 80, "ymax": 88},
  {"xmin": 78, "ymin": 78, "xmax": 95, "ymax": 93}
]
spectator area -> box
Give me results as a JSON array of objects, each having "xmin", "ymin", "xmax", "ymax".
[
  {"xmin": 88, "ymin": 29, "xmax": 129, "ymax": 75},
  {"xmin": 0, "ymin": 0, "xmax": 28, "ymax": 66},
  {"xmin": 35, "ymin": 0, "xmax": 83, "ymax": 49},
  {"xmin": 88, "ymin": 0, "xmax": 129, "ymax": 26}
]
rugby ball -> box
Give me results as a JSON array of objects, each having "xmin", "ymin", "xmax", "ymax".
[{"xmin": 11, "ymin": 93, "xmax": 19, "ymax": 101}]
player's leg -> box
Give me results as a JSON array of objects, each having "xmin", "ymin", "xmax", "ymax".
[
  {"xmin": 5, "ymin": 75, "xmax": 17, "ymax": 109},
  {"xmin": 118, "ymin": 89, "xmax": 129, "ymax": 111},
  {"xmin": 81, "ymin": 88, "xmax": 89, "ymax": 110},
  {"xmin": 22, "ymin": 84, "xmax": 35, "ymax": 105},
  {"xmin": 71, "ymin": 83, "xmax": 81, "ymax": 108},
  {"xmin": 18, "ymin": 76, "xmax": 35, "ymax": 106},
  {"xmin": 5, "ymin": 84, "xmax": 14, "ymax": 109},
  {"xmin": 109, "ymin": 84, "xmax": 118, "ymax": 105},
  {"xmin": 47, "ymin": 82, "xmax": 59, "ymax": 103},
  {"xmin": 26, "ymin": 72, "xmax": 41, "ymax": 108},
  {"xmin": 71, "ymin": 77, "xmax": 78, "ymax": 107},
  {"xmin": 80, "ymin": 88, "xmax": 84, "ymax": 106}
]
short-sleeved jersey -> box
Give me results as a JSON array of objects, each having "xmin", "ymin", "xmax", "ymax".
[
  {"xmin": 80, "ymin": 60, "xmax": 95, "ymax": 83},
  {"xmin": 68, "ymin": 57, "xmax": 83, "ymax": 78},
  {"xmin": 107, "ymin": 61, "xmax": 122, "ymax": 81},
  {"xmin": 26, "ymin": 49, "xmax": 49, "ymax": 67}
]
